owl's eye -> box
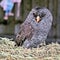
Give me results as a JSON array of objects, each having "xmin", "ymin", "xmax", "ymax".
[
  {"xmin": 40, "ymin": 12, "xmax": 46, "ymax": 18},
  {"xmin": 33, "ymin": 13, "xmax": 37, "ymax": 17}
]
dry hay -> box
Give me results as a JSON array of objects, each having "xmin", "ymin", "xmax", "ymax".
[{"xmin": 0, "ymin": 37, "xmax": 60, "ymax": 60}]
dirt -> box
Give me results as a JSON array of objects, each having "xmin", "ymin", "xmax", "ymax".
[{"xmin": 0, "ymin": 37, "xmax": 60, "ymax": 60}]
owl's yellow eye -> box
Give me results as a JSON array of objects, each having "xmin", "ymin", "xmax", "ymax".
[{"xmin": 35, "ymin": 16, "xmax": 41, "ymax": 23}]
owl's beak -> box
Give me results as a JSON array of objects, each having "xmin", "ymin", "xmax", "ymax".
[{"xmin": 35, "ymin": 16, "xmax": 41, "ymax": 23}]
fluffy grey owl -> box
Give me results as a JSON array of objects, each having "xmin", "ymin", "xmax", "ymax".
[{"xmin": 15, "ymin": 7, "xmax": 53, "ymax": 48}]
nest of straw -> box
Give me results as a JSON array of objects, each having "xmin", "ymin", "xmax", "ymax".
[{"xmin": 0, "ymin": 37, "xmax": 60, "ymax": 60}]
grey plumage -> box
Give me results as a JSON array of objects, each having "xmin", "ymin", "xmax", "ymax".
[{"xmin": 15, "ymin": 7, "xmax": 53, "ymax": 48}]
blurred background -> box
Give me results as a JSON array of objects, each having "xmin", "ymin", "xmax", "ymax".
[{"xmin": 0, "ymin": 0, "xmax": 60, "ymax": 43}]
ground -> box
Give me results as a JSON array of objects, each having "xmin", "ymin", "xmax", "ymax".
[{"xmin": 0, "ymin": 37, "xmax": 60, "ymax": 60}]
